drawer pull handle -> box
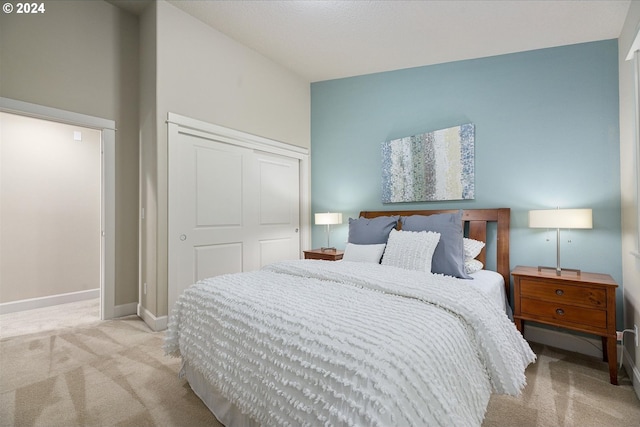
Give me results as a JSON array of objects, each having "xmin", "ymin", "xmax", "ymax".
[
  {"xmin": 555, "ymin": 289, "xmax": 564, "ymax": 296},
  {"xmin": 556, "ymin": 308, "xmax": 565, "ymax": 316}
]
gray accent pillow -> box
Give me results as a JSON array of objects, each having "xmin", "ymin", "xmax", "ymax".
[
  {"xmin": 348, "ymin": 215, "xmax": 399, "ymax": 244},
  {"xmin": 401, "ymin": 210, "xmax": 472, "ymax": 279}
]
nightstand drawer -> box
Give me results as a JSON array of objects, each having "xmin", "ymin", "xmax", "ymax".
[
  {"xmin": 520, "ymin": 297, "xmax": 607, "ymax": 330},
  {"xmin": 520, "ymin": 278, "xmax": 606, "ymax": 308}
]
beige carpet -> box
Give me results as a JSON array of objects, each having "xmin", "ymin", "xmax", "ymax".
[
  {"xmin": 0, "ymin": 315, "xmax": 220, "ymax": 427},
  {"xmin": 1, "ymin": 315, "xmax": 638, "ymax": 427},
  {"xmin": 484, "ymin": 344, "xmax": 640, "ymax": 427},
  {"xmin": 0, "ymin": 298, "xmax": 100, "ymax": 339}
]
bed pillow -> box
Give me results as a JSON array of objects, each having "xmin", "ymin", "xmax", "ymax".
[
  {"xmin": 464, "ymin": 238, "xmax": 485, "ymax": 259},
  {"xmin": 401, "ymin": 210, "xmax": 471, "ymax": 279},
  {"xmin": 348, "ymin": 215, "xmax": 399, "ymax": 244},
  {"xmin": 464, "ymin": 259, "xmax": 484, "ymax": 274},
  {"xmin": 342, "ymin": 243, "xmax": 386, "ymax": 263},
  {"xmin": 381, "ymin": 229, "xmax": 440, "ymax": 272}
]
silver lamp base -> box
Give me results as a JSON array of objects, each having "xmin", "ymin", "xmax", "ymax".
[
  {"xmin": 537, "ymin": 227, "xmax": 582, "ymax": 276},
  {"xmin": 537, "ymin": 265, "xmax": 581, "ymax": 276}
]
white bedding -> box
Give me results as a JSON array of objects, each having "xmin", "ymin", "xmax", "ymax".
[
  {"xmin": 165, "ymin": 260, "xmax": 535, "ymax": 427},
  {"xmin": 468, "ymin": 269, "xmax": 507, "ymax": 313}
]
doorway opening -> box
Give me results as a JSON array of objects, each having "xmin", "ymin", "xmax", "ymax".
[{"xmin": 0, "ymin": 98, "xmax": 116, "ymax": 320}]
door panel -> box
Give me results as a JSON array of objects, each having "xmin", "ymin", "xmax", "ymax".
[
  {"xmin": 195, "ymin": 243, "xmax": 243, "ymax": 282},
  {"xmin": 259, "ymin": 238, "xmax": 294, "ymax": 267},
  {"xmin": 259, "ymin": 160, "xmax": 294, "ymax": 224},
  {"xmin": 195, "ymin": 147, "xmax": 243, "ymax": 227},
  {"xmin": 169, "ymin": 131, "xmax": 300, "ymax": 313},
  {"xmin": 254, "ymin": 152, "xmax": 300, "ymax": 267}
]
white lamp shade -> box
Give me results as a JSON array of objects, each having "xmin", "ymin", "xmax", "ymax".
[
  {"xmin": 315, "ymin": 212, "xmax": 342, "ymax": 225},
  {"xmin": 528, "ymin": 209, "xmax": 593, "ymax": 229}
]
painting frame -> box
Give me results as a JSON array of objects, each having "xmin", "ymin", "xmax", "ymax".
[{"xmin": 381, "ymin": 123, "xmax": 475, "ymax": 203}]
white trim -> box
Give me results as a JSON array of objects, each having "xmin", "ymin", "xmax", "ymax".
[
  {"xmin": 626, "ymin": 32, "xmax": 640, "ymax": 400},
  {"xmin": 167, "ymin": 119, "xmax": 180, "ymax": 322},
  {"xmin": 625, "ymin": 28, "xmax": 640, "ymax": 61},
  {"xmin": 166, "ymin": 113, "xmax": 308, "ymax": 158},
  {"xmin": 0, "ymin": 97, "xmax": 116, "ymax": 130},
  {"xmin": 0, "ymin": 97, "xmax": 117, "ymax": 320},
  {"xmin": 101, "ymin": 128, "xmax": 116, "ymax": 319},
  {"xmin": 0, "ymin": 289, "xmax": 99, "ymax": 315},
  {"xmin": 113, "ymin": 302, "xmax": 138, "ymax": 318},
  {"xmin": 633, "ymin": 50, "xmax": 640, "ymax": 255},
  {"xmin": 622, "ymin": 344, "xmax": 640, "ymax": 399},
  {"xmin": 137, "ymin": 303, "xmax": 168, "ymax": 331},
  {"xmin": 299, "ymin": 152, "xmax": 312, "ymax": 254}
]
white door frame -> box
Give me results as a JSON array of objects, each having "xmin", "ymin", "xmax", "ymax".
[
  {"xmin": 0, "ymin": 97, "xmax": 116, "ymax": 320},
  {"xmin": 167, "ymin": 112, "xmax": 311, "ymax": 313}
]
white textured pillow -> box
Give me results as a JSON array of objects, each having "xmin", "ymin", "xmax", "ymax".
[
  {"xmin": 381, "ymin": 229, "xmax": 441, "ymax": 272},
  {"xmin": 463, "ymin": 238, "xmax": 485, "ymax": 259},
  {"xmin": 342, "ymin": 243, "xmax": 386, "ymax": 263},
  {"xmin": 464, "ymin": 258, "xmax": 484, "ymax": 274}
]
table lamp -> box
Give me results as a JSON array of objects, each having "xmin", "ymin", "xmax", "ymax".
[
  {"xmin": 528, "ymin": 208, "xmax": 592, "ymax": 275},
  {"xmin": 314, "ymin": 212, "xmax": 342, "ymax": 252}
]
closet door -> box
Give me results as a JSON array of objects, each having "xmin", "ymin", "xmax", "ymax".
[
  {"xmin": 245, "ymin": 151, "xmax": 300, "ymax": 269},
  {"xmin": 168, "ymin": 128, "xmax": 301, "ymax": 313}
]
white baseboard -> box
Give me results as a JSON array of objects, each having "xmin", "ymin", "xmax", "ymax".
[
  {"xmin": 622, "ymin": 345, "xmax": 640, "ymax": 399},
  {"xmin": 137, "ymin": 304, "xmax": 167, "ymax": 331},
  {"xmin": 0, "ymin": 288, "xmax": 100, "ymax": 315},
  {"xmin": 114, "ymin": 302, "xmax": 138, "ymax": 318}
]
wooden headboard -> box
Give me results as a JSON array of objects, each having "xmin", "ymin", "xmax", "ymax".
[{"xmin": 359, "ymin": 208, "xmax": 511, "ymax": 296}]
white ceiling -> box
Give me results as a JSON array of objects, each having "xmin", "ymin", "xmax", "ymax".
[{"xmin": 162, "ymin": 1, "xmax": 631, "ymax": 83}]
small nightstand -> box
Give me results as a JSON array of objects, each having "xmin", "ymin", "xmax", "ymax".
[
  {"xmin": 511, "ymin": 265, "xmax": 619, "ymax": 385},
  {"xmin": 303, "ymin": 249, "xmax": 344, "ymax": 261}
]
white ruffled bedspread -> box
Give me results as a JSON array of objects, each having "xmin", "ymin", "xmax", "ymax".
[{"xmin": 165, "ymin": 260, "xmax": 535, "ymax": 427}]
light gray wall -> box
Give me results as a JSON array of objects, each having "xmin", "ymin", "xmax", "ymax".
[
  {"xmin": 0, "ymin": 113, "xmax": 101, "ymax": 303},
  {"xmin": 0, "ymin": 0, "xmax": 140, "ymax": 306},
  {"xmin": 138, "ymin": 1, "xmax": 311, "ymax": 318},
  {"xmin": 156, "ymin": 0, "xmax": 310, "ymax": 149},
  {"xmin": 138, "ymin": 0, "xmax": 158, "ymax": 318},
  {"xmin": 619, "ymin": 0, "xmax": 640, "ymax": 395}
]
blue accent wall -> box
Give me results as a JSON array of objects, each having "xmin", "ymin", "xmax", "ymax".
[{"xmin": 311, "ymin": 40, "xmax": 621, "ymax": 322}]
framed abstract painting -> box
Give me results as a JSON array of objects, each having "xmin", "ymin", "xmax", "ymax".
[{"xmin": 381, "ymin": 123, "xmax": 475, "ymax": 203}]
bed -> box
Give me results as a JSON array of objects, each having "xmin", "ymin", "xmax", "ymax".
[{"xmin": 165, "ymin": 208, "xmax": 535, "ymax": 427}]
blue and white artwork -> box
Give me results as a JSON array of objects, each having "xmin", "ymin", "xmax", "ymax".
[{"xmin": 381, "ymin": 123, "xmax": 475, "ymax": 203}]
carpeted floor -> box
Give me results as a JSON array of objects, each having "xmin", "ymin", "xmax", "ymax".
[
  {"xmin": 0, "ymin": 298, "xmax": 101, "ymax": 340},
  {"xmin": 484, "ymin": 344, "xmax": 640, "ymax": 427},
  {"xmin": 0, "ymin": 314, "xmax": 638, "ymax": 427},
  {"xmin": 0, "ymin": 315, "xmax": 219, "ymax": 427}
]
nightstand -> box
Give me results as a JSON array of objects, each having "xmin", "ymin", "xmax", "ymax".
[
  {"xmin": 511, "ymin": 265, "xmax": 619, "ymax": 385},
  {"xmin": 303, "ymin": 249, "xmax": 344, "ymax": 261}
]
